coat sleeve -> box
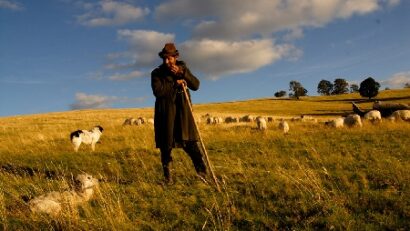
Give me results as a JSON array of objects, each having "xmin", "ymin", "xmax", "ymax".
[
  {"xmin": 178, "ymin": 62, "xmax": 200, "ymax": 91},
  {"xmin": 151, "ymin": 68, "xmax": 173, "ymax": 98}
]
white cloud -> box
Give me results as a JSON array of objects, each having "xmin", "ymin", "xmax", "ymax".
[
  {"xmin": 180, "ymin": 39, "xmax": 301, "ymax": 79},
  {"xmin": 102, "ymin": 0, "xmax": 400, "ymax": 81},
  {"xmin": 102, "ymin": 30, "xmax": 175, "ymax": 81},
  {"xmin": 70, "ymin": 92, "xmax": 145, "ymax": 109},
  {"xmin": 386, "ymin": 0, "xmax": 400, "ymax": 7},
  {"xmin": 105, "ymin": 30, "xmax": 174, "ymax": 73},
  {"xmin": 106, "ymin": 30, "xmax": 303, "ymax": 79},
  {"xmin": 155, "ymin": 0, "xmax": 383, "ymax": 40},
  {"xmin": 108, "ymin": 70, "xmax": 145, "ymax": 81},
  {"xmin": 283, "ymin": 27, "xmax": 304, "ymax": 42},
  {"xmin": 381, "ymin": 71, "xmax": 410, "ymax": 88},
  {"xmin": 77, "ymin": 0, "xmax": 149, "ymax": 27},
  {"xmin": 70, "ymin": 92, "xmax": 114, "ymax": 109},
  {"xmin": 0, "ymin": 0, "xmax": 23, "ymax": 10}
]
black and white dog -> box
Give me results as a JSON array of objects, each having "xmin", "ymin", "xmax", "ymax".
[{"xmin": 70, "ymin": 126, "xmax": 103, "ymax": 152}]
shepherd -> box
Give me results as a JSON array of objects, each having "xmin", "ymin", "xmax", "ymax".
[{"xmin": 151, "ymin": 43, "xmax": 207, "ymax": 184}]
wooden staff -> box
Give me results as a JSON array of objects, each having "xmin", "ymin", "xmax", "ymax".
[{"xmin": 182, "ymin": 84, "xmax": 221, "ymax": 192}]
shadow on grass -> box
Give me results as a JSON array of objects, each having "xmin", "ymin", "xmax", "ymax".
[
  {"xmin": 303, "ymin": 112, "xmax": 350, "ymax": 117},
  {"xmin": 303, "ymin": 110, "xmax": 352, "ymax": 117},
  {"xmin": 314, "ymin": 96, "xmax": 410, "ymax": 103}
]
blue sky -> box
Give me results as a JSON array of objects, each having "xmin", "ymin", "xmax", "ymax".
[{"xmin": 1, "ymin": 0, "xmax": 410, "ymax": 117}]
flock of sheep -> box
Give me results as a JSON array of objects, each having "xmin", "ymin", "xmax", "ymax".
[
  {"xmin": 325, "ymin": 109, "xmax": 410, "ymax": 128},
  {"xmin": 201, "ymin": 114, "xmax": 291, "ymax": 133},
  {"xmin": 122, "ymin": 109, "xmax": 410, "ymax": 134},
  {"xmin": 122, "ymin": 114, "xmax": 293, "ymax": 133},
  {"xmin": 123, "ymin": 117, "xmax": 154, "ymax": 126}
]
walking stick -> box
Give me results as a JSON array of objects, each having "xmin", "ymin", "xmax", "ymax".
[{"xmin": 182, "ymin": 84, "xmax": 221, "ymax": 192}]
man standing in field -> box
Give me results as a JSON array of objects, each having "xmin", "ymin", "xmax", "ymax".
[{"xmin": 151, "ymin": 43, "xmax": 207, "ymax": 184}]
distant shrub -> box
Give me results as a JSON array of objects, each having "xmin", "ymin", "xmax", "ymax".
[{"xmin": 274, "ymin": 90, "xmax": 287, "ymax": 97}]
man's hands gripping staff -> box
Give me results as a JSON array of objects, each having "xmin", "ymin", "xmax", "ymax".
[
  {"xmin": 168, "ymin": 64, "xmax": 186, "ymax": 87},
  {"xmin": 176, "ymin": 79, "xmax": 187, "ymax": 87}
]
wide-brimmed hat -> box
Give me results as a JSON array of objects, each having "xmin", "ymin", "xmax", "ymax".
[{"xmin": 158, "ymin": 43, "xmax": 179, "ymax": 58}]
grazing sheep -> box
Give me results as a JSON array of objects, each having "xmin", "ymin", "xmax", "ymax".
[
  {"xmin": 131, "ymin": 117, "xmax": 146, "ymax": 125},
  {"xmin": 138, "ymin": 117, "xmax": 146, "ymax": 124},
  {"xmin": 240, "ymin": 115, "xmax": 254, "ymax": 122},
  {"xmin": 278, "ymin": 120, "xmax": 289, "ymax": 134},
  {"xmin": 290, "ymin": 117, "xmax": 302, "ymax": 122},
  {"xmin": 147, "ymin": 118, "xmax": 154, "ymax": 125},
  {"xmin": 267, "ymin": 117, "xmax": 274, "ymax": 122},
  {"xmin": 206, "ymin": 117, "xmax": 215, "ymax": 124},
  {"xmin": 344, "ymin": 114, "xmax": 362, "ymax": 127},
  {"xmin": 214, "ymin": 117, "xmax": 223, "ymax": 124},
  {"xmin": 133, "ymin": 118, "xmax": 143, "ymax": 126},
  {"xmin": 225, "ymin": 116, "xmax": 239, "ymax": 123},
  {"xmin": 28, "ymin": 173, "xmax": 98, "ymax": 216},
  {"xmin": 388, "ymin": 110, "xmax": 410, "ymax": 121},
  {"xmin": 325, "ymin": 118, "xmax": 345, "ymax": 128},
  {"xmin": 123, "ymin": 118, "xmax": 135, "ymax": 126},
  {"xmin": 364, "ymin": 110, "xmax": 382, "ymax": 123},
  {"xmin": 301, "ymin": 115, "xmax": 318, "ymax": 123},
  {"xmin": 256, "ymin": 116, "xmax": 267, "ymax": 131}
]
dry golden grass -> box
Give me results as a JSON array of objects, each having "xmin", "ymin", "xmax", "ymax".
[{"xmin": 0, "ymin": 88, "xmax": 409, "ymax": 230}]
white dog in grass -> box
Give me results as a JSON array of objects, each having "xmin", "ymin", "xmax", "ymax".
[
  {"xmin": 28, "ymin": 173, "xmax": 99, "ymax": 216},
  {"xmin": 70, "ymin": 126, "xmax": 103, "ymax": 152}
]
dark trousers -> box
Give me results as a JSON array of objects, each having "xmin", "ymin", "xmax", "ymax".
[{"xmin": 160, "ymin": 141, "xmax": 207, "ymax": 175}]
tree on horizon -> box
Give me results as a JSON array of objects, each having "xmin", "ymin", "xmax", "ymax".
[
  {"xmin": 350, "ymin": 84, "xmax": 359, "ymax": 93},
  {"xmin": 332, "ymin": 78, "xmax": 349, "ymax": 95},
  {"xmin": 359, "ymin": 77, "xmax": 380, "ymax": 100},
  {"xmin": 289, "ymin": 81, "xmax": 308, "ymax": 100},
  {"xmin": 317, "ymin": 80, "xmax": 333, "ymax": 95}
]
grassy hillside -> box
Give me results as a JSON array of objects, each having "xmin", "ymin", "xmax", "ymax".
[
  {"xmin": 193, "ymin": 88, "xmax": 410, "ymax": 117},
  {"xmin": 0, "ymin": 89, "xmax": 409, "ymax": 230}
]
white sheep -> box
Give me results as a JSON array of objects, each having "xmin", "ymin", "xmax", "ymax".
[
  {"xmin": 147, "ymin": 118, "xmax": 154, "ymax": 125},
  {"xmin": 206, "ymin": 117, "xmax": 215, "ymax": 124},
  {"xmin": 388, "ymin": 110, "xmax": 410, "ymax": 121},
  {"xmin": 138, "ymin": 117, "xmax": 146, "ymax": 124},
  {"xmin": 256, "ymin": 116, "xmax": 267, "ymax": 131},
  {"xmin": 240, "ymin": 115, "xmax": 254, "ymax": 122},
  {"xmin": 301, "ymin": 115, "xmax": 318, "ymax": 123},
  {"xmin": 28, "ymin": 173, "xmax": 98, "ymax": 216},
  {"xmin": 325, "ymin": 118, "xmax": 344, "ymax": 128},
  {"xmin": 214, "ymin": 117, "xmax": 223, "ymax": 124},
  {"xmin": 133, "ymin": 118, "xmax": 143, "ymax": 126},
  {"xmin": 344, "ymin": 114, "xmax": 362, "ymax": 127},
  {"xmin": 364, "ymin": 110, "xmax": 382, "ymax": 123},
  {"xmin": 278, "ymin": 119, "xmax": 289, "ymax": 134},
  {"xmin": 122, "ymin": 118, "xmax": 134, "ymax": 126}
]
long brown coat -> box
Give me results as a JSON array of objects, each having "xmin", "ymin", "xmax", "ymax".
[{"xmin": 151, "ymin": 61, "xmax": 200, "ymax": 149}]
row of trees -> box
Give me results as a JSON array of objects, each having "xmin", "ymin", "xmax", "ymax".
[{"xmin": 275, "ymin": 77, "xmax": 382, "ymax": 100}]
